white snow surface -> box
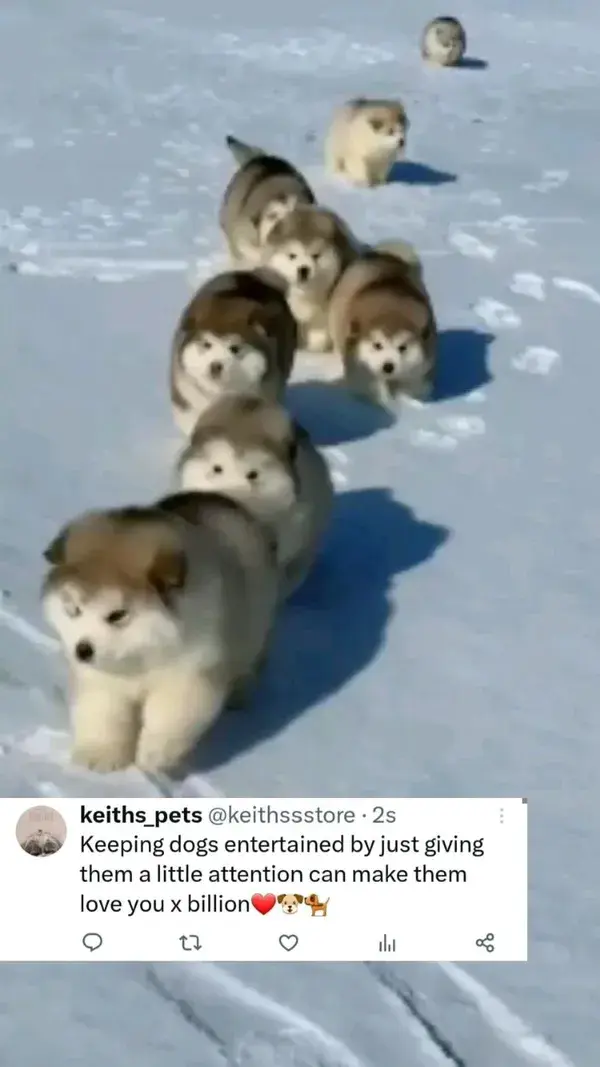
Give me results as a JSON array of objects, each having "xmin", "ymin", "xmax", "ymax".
[{"xmin": 0, "ymin": 0, "xmax": 598, "ymax": 1064}]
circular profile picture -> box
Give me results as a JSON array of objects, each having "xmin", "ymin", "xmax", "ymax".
[{"xmin": 16, "ymin": 805, "xmax": 67, "ymax": 857}]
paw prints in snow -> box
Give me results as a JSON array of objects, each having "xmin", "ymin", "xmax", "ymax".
[
  {"xmin": 468, "ymin": 190, "xmax": 502, "ymax": 207},
  {"xmin": 509, "ymin": 273, "xmax": 600, "ymax": 305},
  {"xmin": 553, "ymin": 277, "xmax": 600, "ymax": 305},
  {"xmin": 512, "ymin": 347, "xmax": 560, "ymax": 376},
  {"xmin": 410, "ymin": 429, "xmax": 458, "ymax": 452},
  {"xmin": 509, "ymin": 272, "xmax": 546, "ymax": 301},
  {"xmin": 410, "ymin": 414, "xmax": 486, "ymax": 451},
  {"xmin": 523, "ymin": 169, "xmax": 569, "ymax": 194},
  {"xmin": 462, "ymin": 215, "xmax": 538, "ymax": 248},
  {"xmin": 437, "ymin": 415, "xmax": 486, "ymax": 438},
  {"xmin": 473, "ymin": 298, "xmax": 521, "ymax": 330},
  {"xmin": 448, "ymin": 229, "xmax": 497, "ymax": 261}
]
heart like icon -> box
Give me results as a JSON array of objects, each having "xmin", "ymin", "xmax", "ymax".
[
  {"xmin": 279, "ymin": 934, "xmax": 299, "ymax": 952},
  {"xmin": 251, "ymin": 892, "xmax": 276, "ymax": 915}
]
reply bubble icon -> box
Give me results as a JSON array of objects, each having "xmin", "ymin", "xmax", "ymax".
[{"xmin": 82, "ymin": 932, "xmax": 103, "ymax": 952}]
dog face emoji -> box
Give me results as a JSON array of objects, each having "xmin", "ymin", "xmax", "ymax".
[{"xmin": 277, "ymin": 893, "xmax": 304, "ymax": 914}]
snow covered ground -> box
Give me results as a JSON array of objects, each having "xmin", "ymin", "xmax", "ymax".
[{"xmin": 0, "ymin": 0, "xmax": 598, "ymax": 1063}]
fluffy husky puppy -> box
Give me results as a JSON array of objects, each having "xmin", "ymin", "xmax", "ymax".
[
  {"xmin": 325, "ymin": 98, "xmax": 409, "ymax": 187},
  {"xmin": 328, "ymin": 247, "xmax": 437, "ymax": 409},
  {"xmin": 170, "ymin": 269, "xmax": 298, "ymax": 434},
  {"xmin": 176, "ymin": 394, "xmax": 334, "ymax": 599},
  {"xmin": 41, "ymin": 491, "xmax": 280, "ymax": 774},
  {"xmin": 262, "ymin": 205, "xmax": 357, "ymax": 352},
  {"xmin": 219, "ymin": 135, "xmax": 317, "ymax": 267},
  {"xmin": 421, "ymin": 17, "xmax": 466, "ymax": 66}
]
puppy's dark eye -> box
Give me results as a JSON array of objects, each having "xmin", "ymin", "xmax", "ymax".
[
  {"xmin": 246, "ymin": 470, "xmax": 259, "ymax": 482},
  {"xmin": 229, "ymin": 343, "xmax": 241, "ymax": 355},
  {"xmin": 312, "ymin": 251, "xmax": 321, "ymax": 261},
  {"xmin": 398, "ymin": 343, "xmax": 408, "ymax": 354},
  {"xmin": 212, "ymin": 464, "xmax": 223, "ymax": 474},
  {"xmin": 373, "ymin": 340, "xmax": 384, "ymax": 351},
  {"xmin": 202, "ymin": 339, "xmax": 212, "ymax": 350},
  {"xmin": 370, "ymin": 118, "xmax": 383, "ymax": 132},
  {"xmin": 288, "ymin": 252, "xmax": 297, "ymax": 260},
  {"xmin": 106, "ymin": 609, "xmax": 129, "ymax": 625}
]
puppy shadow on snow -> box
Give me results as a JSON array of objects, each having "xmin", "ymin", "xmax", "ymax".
[
  {"xmin": 387, "ymin": 161, "xmax": 457, "ymax": 186},
  {"xmin": 456, "ymin": 56, "xmax": 488, "ymax": 70},
  {"xmin": 188, "ymin": 487, "xmax": 450, "ymax": 774},
  {"xmin": 286, "ymin": 379, "xmax": 394, "ymax": 446},
  {"xmin": 433, "ymin": 328, "xmax": 495, "ymax": 401}
]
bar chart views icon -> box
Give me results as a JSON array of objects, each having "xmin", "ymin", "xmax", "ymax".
[{"xmin": 378, "ymin": 933, "xmax": 396, "ymax": 953}]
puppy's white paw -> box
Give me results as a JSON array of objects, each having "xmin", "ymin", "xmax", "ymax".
[
  {"xmin": 305, "ymin": 328, "xmax": 331, "ymax": 353},
  {"xmin": 135, "ymin": 736, "xmax": 185, "ymax": 774},
  {"xmin": 72, "ymin": 742, "xmax": 133, "ymax": 774}
]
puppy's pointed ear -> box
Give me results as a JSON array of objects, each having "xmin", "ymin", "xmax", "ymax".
[
  {"xmin": 147, "ymin": 541, "xmax": 188, "ymax": 600},
  {"xmin": 277, "ymin": 894, "xmax": 285, "ymax": 903},
  {"xmin": 295, "ymin": 894, "xmax": 304, "ymax": 903},
  {"xmin": 43, "ymin": 525, "xmax": 70, "ymax": 564}
]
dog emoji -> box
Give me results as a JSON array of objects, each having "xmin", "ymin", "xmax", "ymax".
[
  {"xmin": 277, "ymin": 893, "xmax": 304, "ymax": 915},
  {"xmin": 304, "ymin": 893, "xmax": 329, "ymax": 917}
]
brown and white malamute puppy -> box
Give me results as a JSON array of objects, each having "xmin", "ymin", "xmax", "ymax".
[
  {"xmin": 42, "ymin": 491, "xmax": 280, "ymax": 773},
  {"xmin": 325, "ymin": 98, "xmax": 409, "ymax": 187},
  {"xmin": 328, "ymin": 245, "xmax": 437, "ymax": 408},
  {"xmin": 176, "ymin": 394, "xmax": 334, "ymax": 600},
  {"xmin": 220, "ymin": 135, "xmax": 316, "ymax": 267},
  {"xmin": 170, "ymin": 268, "xmax": 298, "ymax": 434},
  {"xmin": 262, "ymin": 205, "xmax": 357, "ymax": 352}
]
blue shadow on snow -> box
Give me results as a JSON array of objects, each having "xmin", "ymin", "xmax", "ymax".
[
  {"xmin": 187, "ymin": 487, "xmax": 451, "ymax": 774},
  {"xmin": 457, "ymin": 57, "xmax": 488, "ymax": 70},
  {"xmin": 432, "ymin": 328, "xmax": 495, "ymax": 402},
  {"xmin": 286, "ymin": 378, "xmax": 394, "ymax": 447},
  {"xmin": 388, "ymin": 161, "xmax": 457, "ymax": 185}
]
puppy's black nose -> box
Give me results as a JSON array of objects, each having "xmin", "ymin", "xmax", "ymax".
[
  {"xmin": 297, "ymin": 265, "xmax": 310, "ymax": 282},
  {"xmin": 75, "ymin": 640, "xmax": 94, "ymax": 663},
  {"xmin": 382, "ymin": 361, "xmax": 396, "ymax": 375},
  {"xmin": 209, "ymin": 360, "xmax": 223, "ymax": 380}
]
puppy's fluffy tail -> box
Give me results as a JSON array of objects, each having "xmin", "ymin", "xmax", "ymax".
[
  {"xmin": 226, "ymin": 135, "xmax": 266, "ymax": 166},
  {"xmin": 373, "ymin": 238, "xmax": 423, "ymax": 284}
]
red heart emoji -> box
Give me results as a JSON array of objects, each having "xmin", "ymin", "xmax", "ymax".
[{"xmin": 251, "ymin": 892, "xmax": 276, "ymax": 915}]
